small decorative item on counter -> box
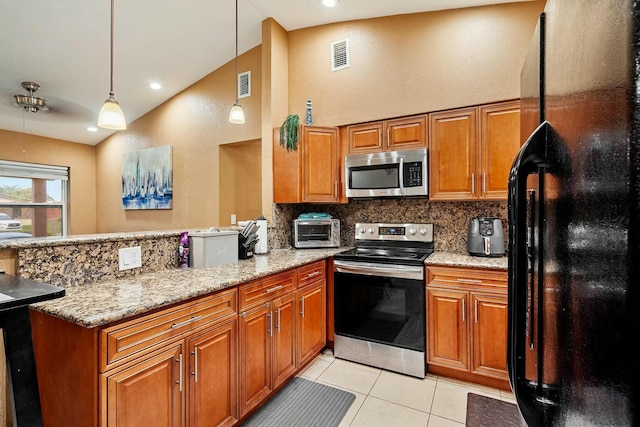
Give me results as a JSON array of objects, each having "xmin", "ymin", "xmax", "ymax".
[
  {"xmin": 306, "ymin": 99, "xmax": 313, "ymax": 125},
  {"xmin": 179, "ymin": 231, "xmax": 190, "ymax": 267},
  {"xmin": 279, "ymin": 115, "xmax": 299, "ymax": 152}
]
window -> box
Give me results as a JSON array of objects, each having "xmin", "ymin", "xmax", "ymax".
[{"xmin": 0, "ymin": 160, "xmax": 69, "ymax": 239}]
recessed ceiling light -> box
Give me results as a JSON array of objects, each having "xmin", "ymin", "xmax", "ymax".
[
  {"xmin": 149, "ymin": 82, "xmax": 162, "ymax": 90},
  {"xmin": 86, "ymin": 126, "xmax": 98, "ymax": 132},
  {"xmin": 322, "ymin": 0, "xmax": 338, "ymax": 7}
]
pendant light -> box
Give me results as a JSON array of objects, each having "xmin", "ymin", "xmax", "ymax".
[
  {"xmin": 228, "ymin": 0, "xmax": 245, "ymax": 124},
  {"xmin": 98, "ymin": 0, "xmax": 127, "ymax": 130}
]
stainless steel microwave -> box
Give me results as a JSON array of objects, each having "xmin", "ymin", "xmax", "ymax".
[
  {"xmin": 345, "ymin": 148, "xmax": 428, "ymax": 198},
  {"xmin": 293, "ymin": 219, "xmax": 340, "ymax": 248}
]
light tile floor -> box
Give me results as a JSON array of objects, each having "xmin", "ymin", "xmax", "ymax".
[{"xmin": 297, "ymin": 350, "xmax": 517, "ymax": 427}]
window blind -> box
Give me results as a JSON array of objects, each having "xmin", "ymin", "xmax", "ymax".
[{"xmin": 0, "ymin": 160, "xmax": 69, "ymax": 181}]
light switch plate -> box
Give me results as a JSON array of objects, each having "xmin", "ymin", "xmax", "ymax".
[{"xmin": 118, "ymin": 246, "xmax": 142, "ymax": 271}]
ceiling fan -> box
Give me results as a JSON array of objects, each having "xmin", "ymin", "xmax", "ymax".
[{"xmin": 14, "ymin": 81, "xmax": 49, "ymax": 113}]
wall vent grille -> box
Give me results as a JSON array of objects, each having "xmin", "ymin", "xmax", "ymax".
[
  {"xmin": 331, "ymin": 39, "xmax": 350, "ymax": 71},
  {"xmin": 238, "ymin": 71, "xmax": 251, "ymax": 98}
]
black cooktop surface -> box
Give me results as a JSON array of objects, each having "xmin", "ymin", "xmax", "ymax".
[{"xmin": 334, "ymin": 243, "xmax": 434, "ymax": 266}]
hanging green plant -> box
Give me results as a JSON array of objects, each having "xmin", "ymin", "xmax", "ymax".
[{"xmin": 279, "ymin": 115, "xmax": 300, "ymax": 152}]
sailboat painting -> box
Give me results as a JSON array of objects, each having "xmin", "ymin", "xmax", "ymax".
[{"xmin": 121, "ymin": 145, "xmax": 173, "ymax": 210}]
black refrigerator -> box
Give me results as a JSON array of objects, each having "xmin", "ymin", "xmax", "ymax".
[{"xmin": 508, "ymin": 0, "xmax": 640, "ymax": 425}]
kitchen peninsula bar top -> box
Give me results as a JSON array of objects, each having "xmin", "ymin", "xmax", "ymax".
[{"xmin": 30, "ymin": 247, "xmax": 346, "ymax": 328}]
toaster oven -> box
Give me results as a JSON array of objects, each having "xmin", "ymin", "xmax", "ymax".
[{"xmin": 293, "ymin": 218, "xmax": 340, "ymax": 248}]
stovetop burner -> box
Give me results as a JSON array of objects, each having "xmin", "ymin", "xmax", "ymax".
[{"xmin": 334, "ymin": 222, "xmax": 435, "ymax": 266}]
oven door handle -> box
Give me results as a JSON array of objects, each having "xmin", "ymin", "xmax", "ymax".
[{"xmin": 333, "ymin": 260, "xmax": 423, "ymax": 280}]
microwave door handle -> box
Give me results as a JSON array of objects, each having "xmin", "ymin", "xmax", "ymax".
[{"xmin": 399, "ymin": 157, "xmax": 405, "ymax": 195}]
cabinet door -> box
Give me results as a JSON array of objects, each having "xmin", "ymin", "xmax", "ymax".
[
  {"xmin": 302, "ymin": 125, "xmax": 340, "ymax": 203},
  {"xmin": 429, "ymin": 107, "xmax": 477, "ymax": 201},
  {"xmin": 272, "ymin": 294, "xmax": 297, "ymax": 388},
  {"xmin": 187, "ymin": 318, "xmax": 238, "ymax": 427},
  {"xmin": 273, "ymin": 127, "xmax": 302, "ymax": 203},
  {"xmin": 470, "ymin": 292, "xmax": 509, "ymax": 379},
  {"xmin": 104, "ymin": 343, "xmax": 184, "ymax": 427},
  {"xmin": 297, "ymin": 281, "xmax": 326, "ymax": 366},
  {"xmin": 427, "ymin": 288, "xmax": 469, "ymax": 371},
  {"xmin": 239, "ymin": 304, "xmax": 271, "ymax": 417},
  {"xmin": 385, "ymin": 115, "xmax": 427, "ymax": 151},
  {"xmin": 479, "ymin": 101, "xmax": 521, "ymax": 199},
  {"xmin": 347, "ymin": 122, "xmax": 383, "ymax": 153}
]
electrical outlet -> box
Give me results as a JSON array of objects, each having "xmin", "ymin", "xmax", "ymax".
[
  {"xmin": 118, "ymin": 246, "xmax": 142, "ymax": 271},
  {"xmin": 231, "ymin": 214, "xmax": 237, "ymax": 225}
]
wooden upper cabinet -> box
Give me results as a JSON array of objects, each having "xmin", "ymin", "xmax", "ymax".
[
  {"xmin": 302, "ymin": 125, "xmax": 340, "ymax": 203},
  {"xmin": 347, "ymin": 121, "xmax": 383, "ymax": 153},
  {"xmin": 347, "ymin": 116, "xmax": 427, "ymax": 154},
  {"xmin": 429, "ymin": 107, "xmax": 478, "ymax": 201},
  {"xmin": 385, "ymin": 115, "xmax": 427, "ymax": 151},
  {"xmin": 479, "ymin": 100, "xmax": 521, "ymax": 199},
  {"xmin": 429, "ymin": 100, "xmax": 521, "ymax": 201},
  {"xmin": 273, "ymin": 125, "xmax": 345, "ymax": 204}
]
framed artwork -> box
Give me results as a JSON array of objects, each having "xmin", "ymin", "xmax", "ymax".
[{"xmin": 121, "ymin": 145, "xmax": 173, "ymax": 210}]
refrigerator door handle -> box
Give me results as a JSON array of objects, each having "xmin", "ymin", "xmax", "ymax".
[{"xmin": 508, "ymin": 120, "xmax": 549, "ymax": 426}]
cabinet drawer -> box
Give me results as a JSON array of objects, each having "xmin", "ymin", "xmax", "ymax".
[
  {"xmin": 426, "ymin": 266, "xmax": 507, "ymax": 292},
  {"xmin": 100, "ymin": 288, "xmax": 237, "ymax": 371},
  {"xmin": 297, "ymin": 260, "xmax": 326, "ymax": 288},
  {"xmin": 239, "ymin": 270, "xmax": 296, "ymax": 310}
]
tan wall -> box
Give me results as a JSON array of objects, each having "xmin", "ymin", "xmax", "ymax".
[
  {"xmin": 219, "ymin": 139, "xmax": 262, "ymax": 225},
  {"xmin": 95, "ymin": 46, "xmax": 262, "ymax": 233},
  {"xmin": 287, "ymin": 1, "xmax": 545, "ymax": 126},
  {"xmin": 261, "ymin": 18, "xmax": 289, "ymax": 222},
  {"xmin": 0, "ymin": 129, "xmax": 96, "ymax": 234}
]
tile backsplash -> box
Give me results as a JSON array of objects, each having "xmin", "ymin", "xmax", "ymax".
[{"xmin": 270, "ymin": 199, "xmax": 508, "ymax": 253}]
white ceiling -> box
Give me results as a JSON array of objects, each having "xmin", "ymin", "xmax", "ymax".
[{"xmin": 0, "ymin": 0, "xmax": 532, "ymax": 146}]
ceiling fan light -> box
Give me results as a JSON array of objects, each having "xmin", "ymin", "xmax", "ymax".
[
  {"xmin": 98, "ymin": 96, "xmax": 127, "ymax": 130},
  {"xmin": 229, "ymin": 102, "xmax": 246, "ymax": 124}
]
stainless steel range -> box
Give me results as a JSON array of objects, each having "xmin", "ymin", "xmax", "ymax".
[{"xmin": 333, "ymin": 222, "xmax": 434, "ymax": 378}]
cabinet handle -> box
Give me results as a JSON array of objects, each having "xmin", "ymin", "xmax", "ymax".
[
  {"xmin": 306, "ymin": 271, "xmax": 321, "ymax": 279},
  {"xmin": 483, "ymin": 173, "xmax": 487, "ymax": 194},
  {"xmin": 379, "ymin": 129, "xmax": 383, "ymax": 147},
  {"xmin": 335, "ymin": 181, "xmax": 338, "ymax": 197},
  {"xmin": 176, "ymin": 354, "xmax": 183, "ymax": 392},
  {"xmin": 276, "ymin": 307, "xmax": 281, "ymax": 331},
  {"xmin": 474, "ymin": 299, "xmax": 479, "ymax": 324},
  {"xmin": 471, "ymin": 173, "xmax": 475, "ymax": 194},
  {"xmin": 387, "ymin": 128, "xmax": 390, "ymax": 146},
  {"xmin": 191, "ymin": 350, "xmax": 198, "ymax": 383},
  {"xmin": 268, "ymin": 310, "xmax": 273, "ymax": 337},
  {"xmin": 462, "ymin": 298, "xmax": 466, "ymax": 322},
  {"xmin": 457, "ymin": 278, "xmax": 482, "ymax": 285},
  {"xmin": 300, "ymin": 296, "xmax": 305, "ymax": 318},
  {"xmin": 265, "ymin": 285, "xmax": 283, "ymax": 294},
  {"xmin": 171, "ymin": 315, "xmax": 203, "ymax": 329}
]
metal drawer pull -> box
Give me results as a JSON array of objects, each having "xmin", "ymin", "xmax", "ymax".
[
  {"xmin": 306, "ymin": 271, "xmax": 321, "ymax": 279},
  {"xmin": 300, "ymin": 296, "xmax": 305, "ymax": 318},
  {"xmin": 265, "ymin": 285, "xmax": 283, "ymax": 294},
  {"xmin": 192, "ymin": 350, "xmax": 198, "ymax": 382},
  {"xmin": 268, "ymin": 310, "xmax": 273, "ymax": 337},
  {"xmin": 171, "ymin": 315, "xmax": 204, "ymax": 329},
  {"xmin": 457, "ymin": 278, "xmax": 483, "ymax": 284},
  {"xmin": 475, "ymin": 300, "xmax": 479, "ymax": 324},
  {"xmin": 176, "ymin": 354, "xmax": 183, "ymax": 392},
  {"xmin": 462, "ymin": 298, "xmax": 466, "ymax": 322}
]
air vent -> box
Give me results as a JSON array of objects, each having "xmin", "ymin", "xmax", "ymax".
[
  {"xmin": 238, "ymin": 71, "xmax": 251, "ymax": 98},
  {"xmin": 331, "ymin": 39, "xmax": 350, "ymax": 71}
]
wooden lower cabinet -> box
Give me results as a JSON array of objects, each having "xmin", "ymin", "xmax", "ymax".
[
  {"xmin": 187, "ymin": 318, "xmax": 238, "ymax": 427},
  {"xmin": 31, "ymin": 262, "xmax": 329, "ymax": 427},
  {"xmin": 297, "ymin": 280, "xmax": 326, "ymax": 366},
  {"xmin": 426, "ymin": 266, "xmax": 509, "ymax": 387},
  {"xmin": 102, "ymin": 343, "xmax": 184, "ymax": 427}
]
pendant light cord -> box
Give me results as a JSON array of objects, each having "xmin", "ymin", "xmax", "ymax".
[
  {"xmin": 109, "ymin": 0, "xmax": 115, "ymax": 97},
  {"xmin": 235, "ymin": 0, "xmax": 239, "ymax": 103}
]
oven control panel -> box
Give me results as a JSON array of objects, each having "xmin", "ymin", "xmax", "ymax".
[{"xmin": 355, "ymin": 222, "xmax": 434, "ymax": 242}]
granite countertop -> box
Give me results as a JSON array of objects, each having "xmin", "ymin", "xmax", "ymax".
[
  {"xmin": 31, "ymin": 247, "xmax": 346, "ymax": 329},
  {"xmin": 426, "ymin": 251, "xmax": 509, "ymax": 270},
  {"xmin": 0, "ymin": 230, "xmax": 184, "ymax": 249}
]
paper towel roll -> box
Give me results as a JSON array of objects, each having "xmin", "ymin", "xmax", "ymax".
[{"xmin": 255, "ymin": 216, "xmax": 268, "ymax": 254}]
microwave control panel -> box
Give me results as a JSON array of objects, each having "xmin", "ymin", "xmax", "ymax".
[{"xmin": 403, "ymin": 161, "xmax": 423, "ymax": 187}]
